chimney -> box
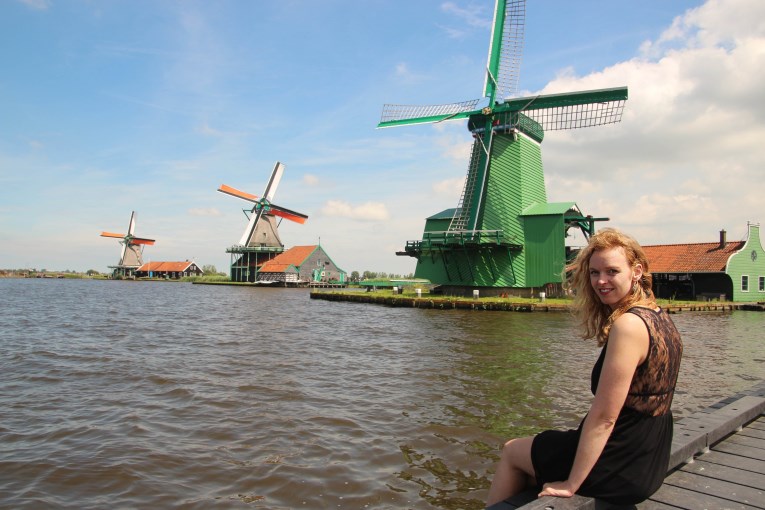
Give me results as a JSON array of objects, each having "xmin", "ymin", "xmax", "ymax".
[{"xmin": 719, "ymin": 229, "xmax": 727, "ymax": 248}]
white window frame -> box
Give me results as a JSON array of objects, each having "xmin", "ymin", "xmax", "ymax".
[
  {"xmin": 759, "ymin": 275, "xmax": 764, "ymax": 292},
  {"xmin": 741, "ymin": 274, "xmax": 749, "ymax": 292}
]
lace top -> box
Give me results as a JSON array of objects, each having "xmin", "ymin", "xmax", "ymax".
[{"xmin": 592, "ymin": 307, "xmax": 683, "ymax": 417}]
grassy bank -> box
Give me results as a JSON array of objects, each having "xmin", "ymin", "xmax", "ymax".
[{"xmin": 310, "ymin": 288, "xmax": 743, "ymax": 313}]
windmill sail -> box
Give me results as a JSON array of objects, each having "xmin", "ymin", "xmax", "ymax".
[
  {"xmin": 485, "ymin": 0, "xmax": 525, "ymax": 102},
  {"xmin": 378, "ymin": 99, "xmax": 482, "ymax": 128},
  {"xmin": 380, "ymin": 0, "xmax": 628, "ymax": 291},
  {"xmin": 218, "ymin": 161, "xmax": 308, "ymax": 248}
]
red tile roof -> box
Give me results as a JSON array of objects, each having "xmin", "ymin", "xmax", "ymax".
[
  {"xmin": 642, "ymin": 241, "xmax": 744, "ymax": 273},
  {"xmin": 137, "ymin": 261, "xmax": 198, "ymax": 272},
  {"xmin": 258, "ymin": 263, "xmax": 297, "ymax": 273},
  {"xmin": 258, "ymin": 246, "xmax": 318, "ymax": 272}
]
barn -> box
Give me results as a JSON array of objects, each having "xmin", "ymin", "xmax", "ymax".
[
  {"xmin": 135, "ymin": 261, "xmax": 204, "ymax": 279},
  {"xmin": 643, "ymin": 223, "xmax": 764, "ymax": 302},
  {"xmin": 254, "ymin": 245, "xmax": 346, "ymax": 285}
]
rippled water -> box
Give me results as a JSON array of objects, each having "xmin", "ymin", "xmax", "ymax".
[{"xmin": 1, "ymin": 279, "xmax": 763, "ymax": 509}]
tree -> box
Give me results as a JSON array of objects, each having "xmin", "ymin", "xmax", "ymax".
[
  {"xmin": 202, "ymin": 264, "xmax": 217, "ymax": 274},
  {"xmin": 350, "ymin": 271, "xmax": 360, "ymax": 282}
]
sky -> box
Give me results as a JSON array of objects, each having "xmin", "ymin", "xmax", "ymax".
[{"xmin": 1, "ymin": 0, "xmax": 764, "ymax": 275}]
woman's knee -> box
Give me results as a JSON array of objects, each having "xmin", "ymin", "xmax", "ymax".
[{"xmin": 500, "ymin": 437, "xmax": 535, "ymax": 476}]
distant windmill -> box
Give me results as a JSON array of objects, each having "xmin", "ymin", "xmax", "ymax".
[
  {"xmin": 218, "ymin": 161, "xmax": 308, "ymax": 282},
  {"xmin": 100, "ymin": 211, "xmax": 155, "ymax": 278},
  {"xmin": 381, "ymin": 0, "xmax": 627, "ymax": 294}
]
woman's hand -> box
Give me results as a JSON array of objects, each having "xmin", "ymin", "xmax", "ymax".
[{"xmin": 538, "ymin": 480, "xmax": 576, "ymax": 498}]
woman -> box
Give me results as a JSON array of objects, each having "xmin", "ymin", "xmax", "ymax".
[{"xmin": 486, "ymin": 228, "xmax": 683, "ymax": 506}]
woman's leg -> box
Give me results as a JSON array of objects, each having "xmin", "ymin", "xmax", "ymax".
[{"xmin": 485, "ymin": 436, "xmax": 536, "ymax": 507}]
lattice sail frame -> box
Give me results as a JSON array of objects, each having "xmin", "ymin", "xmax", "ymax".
[
  {"xmin": 485, "ymin": 0, "xmax": 525, "ymax": 103},
  {"xmin": 522, "ymin": 98, "xmax": 626, "ymax": 131},
  {"xmin": 379, "ymin": 99, "xmax": 481, "ymax": 126}
]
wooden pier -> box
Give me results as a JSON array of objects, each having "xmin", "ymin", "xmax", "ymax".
[{"xmin": 489, "ymin": 380, "xmax": 765, "ymax": 510}]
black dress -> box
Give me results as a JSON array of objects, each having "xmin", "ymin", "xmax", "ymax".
[{"xmin": 530, "ymin": 307, "xmax": 683, "ymax": 505}]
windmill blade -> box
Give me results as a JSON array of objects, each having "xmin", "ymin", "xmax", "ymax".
[
  {"xmin": 378, "ymin": 99, "xmax": 482, "ymax": 128},
  {"xmin": 262, "ymin": 162, "xmax": 284, "ymax": 202},
  {"xmin": 269, "ymin": 204, "xmax": 308, "ymax": 224},
  {"xmin": 127, "ymin": 211, "xmax": 137, "ymax": 236},
  {"xmin": 485, "ymin": 0, "xmax": 525, "ymax": 103},
  {"xmin": 238, "ymin": 205, "xmax": 265, "ymax": 246},
  {"xmin": 119, "ymin": 241, "xmax": 129, "ymax": 266},
  {"xmin": 100, "ymin": 231, "xmax": 126, "ymax": 238},
  {"xmin": 496, "ymin": 87, "xmax": 628, "ymax": 131},
  {"xmin": 218, "ymin": 184, "xmax": 259, "ymax": 203},
  {"xmin": 131, "ymin": 237, "xmax": 156, "ymax": 246}
]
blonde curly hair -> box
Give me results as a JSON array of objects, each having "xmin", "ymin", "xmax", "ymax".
[{"xmin": 564, "ymin": 228, "xmax": 656, "ymax": 346}]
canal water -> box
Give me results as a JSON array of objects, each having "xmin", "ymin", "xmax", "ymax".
[{"xmin": 1, "ymin": 279, "xmax": 763, "ymax": 509}]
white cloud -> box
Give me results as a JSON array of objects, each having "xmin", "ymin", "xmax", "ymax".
[
  {"xmin": 537, "ymin": 0, "xmax": 765, "ymax": 245},
  {"xmin": 321, "ymin": 200, "xmax": 390, "ymax": 221},
  {"xmin": 440, "ymin": 2, "xmax": 492, "ymax": 30},
  {"xmin": 433, "ymin": 176, "xmax": 465, "ymax": 197},
  {"xmin": 302, "ymin": 174, "xmax": 320, "ymax": 186},
  {"xmin": 19, "ymin": 0, "xmax": 50, "ymax": 10}
]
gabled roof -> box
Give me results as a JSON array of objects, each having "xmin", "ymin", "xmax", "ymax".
[
  {"xmin": 642, "ymin": 242, "xmax": 744, "ymax": 273},
  {"xmin": 258, "ymin": 245, "xmax": 318, "ymax": 272},
  {"xmin": 258, "ymin": 263, "xmax": 298, "ymax": 273},
  {"xmin": 522, "ymin": 202, "xmax": 577, "ymax": 216},
  {"xmin": 137, "ymin": 261, "xmax": 199, "ymax": 272},
  {"xmin": 426, "ymin": 208, "xmax": 458, "ymax": 220}
]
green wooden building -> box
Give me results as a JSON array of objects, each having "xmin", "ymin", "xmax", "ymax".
[
  {"xmin": 400, "ymin": 197, "xmax": 601, "ymax": 296},
  {"xmin": 643, "ymin": 223, "xmax": 765, "ymax": 302}
]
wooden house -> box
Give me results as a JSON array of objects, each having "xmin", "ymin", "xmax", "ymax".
[
  {"xmin": 255, "ymin": 245, "xmax": 346, "ymax": 285},
  {"xmin": 643, "ymin": 223, "xmax": 764, "ymax": 302},
  {"xmin": 135, "ymin": 261, "xmax": 204, "ymax": 279}
]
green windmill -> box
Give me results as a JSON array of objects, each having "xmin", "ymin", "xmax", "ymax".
[{"xmin": 380, "ymin": 0, "xmax": 627, "ymax": 296}]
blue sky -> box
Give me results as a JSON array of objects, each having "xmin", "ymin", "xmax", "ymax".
[{"xmin": 2, "ymin": 0, "xmax": 763, "ymax": 275}]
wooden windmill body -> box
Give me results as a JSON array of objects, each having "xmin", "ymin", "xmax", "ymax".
[
  {"xmin": 100, "ymin": 211, "xmax": 156, "ymax": 278},
  {"xmin": 218, "ymin": 162, "xmax": 308, "ymax": 282}
]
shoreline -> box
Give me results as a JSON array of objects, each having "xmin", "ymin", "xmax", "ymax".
[{"xmin": 309, "ymin": 291, "xmax": 765, "ymax": 313}]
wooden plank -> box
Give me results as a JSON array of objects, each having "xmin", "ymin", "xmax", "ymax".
[
  {"xmin": 699, "ymin": 450, "xmax": 765, "ymax": 474},
  {"xmin": 507, "ymin": 495, "xmax": 596, "ymax": 510},
  {"xmin": 635, "ymin": 500, "xmax": 686, "ymax": 510},
  {"xmin": 661, "ymin": 470, "xmax": 765, "ymax": 507},
  {"xmin": 644, "ymin": 482, "xmax": 758, "ymax": 509},
  {"xmin": 486, "ymin": 493, "xmax": 597, "ymax": 510},
  {"xmin": 714, "ymin": 440, "xmax": 765, "ymax": 460},
  {"xmin": 680, "ymin": 459, "xmax": 765, "ymax": 490},
  {"xmin": 674, "ymin": 396, "xmax": 765, "ymax": 446},
  {"xmin": 723, "ymin": 434, "xmax": 765, "ymax": 451},
  {"xmin": 738, "ymin": 426, "xmax": 765, "ymax": 440},
  {"xmin": 669, "ymin": 428, "xmax": 707, "ymax": 467}
]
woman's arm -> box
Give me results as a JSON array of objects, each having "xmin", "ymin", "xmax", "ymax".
[{"xmin": 539, "ymin": 313, "xmax": 649, "ymax": 498}]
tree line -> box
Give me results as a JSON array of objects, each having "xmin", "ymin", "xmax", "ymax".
[{"xmin": 349, "ymin": 271, "xmax": 415, "ymax": 282}]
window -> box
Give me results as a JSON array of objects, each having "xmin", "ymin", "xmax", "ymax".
[
  {"xmin": 741, "ymin": 275, "xmax": 749, "ymax": 292},
  {"xmin": 760, "ymin": 276, "xmax": 765, "ymax": 292}
]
